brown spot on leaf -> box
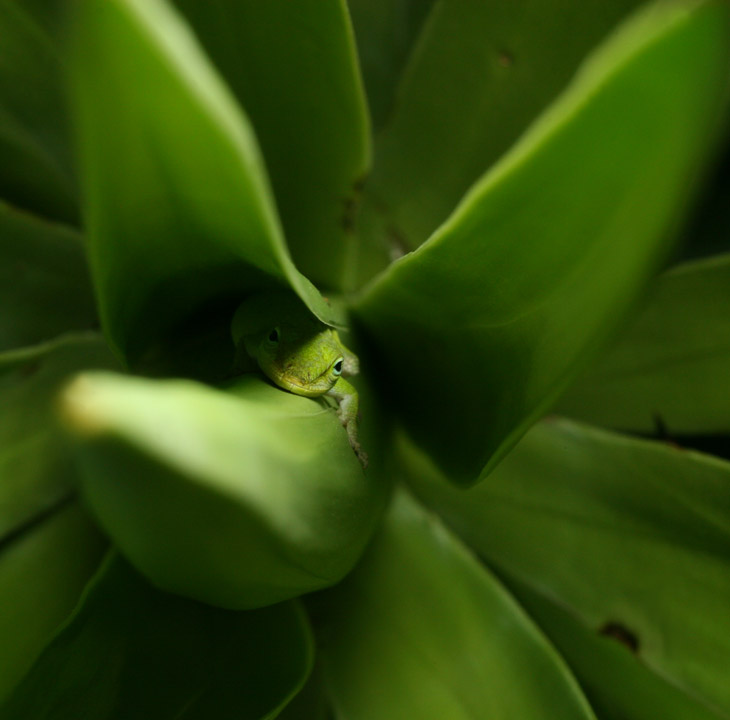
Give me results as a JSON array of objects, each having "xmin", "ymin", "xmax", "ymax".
[
  {"xmin": 498, "ymin": 50, "xmax": 514, "ymax": 68},
  {"xmin": 652, "ymin": 412, "xmax": 669, "ymax": 439},
  {"xmin": 341, "ymin": 196, "xmax": 357, "ymax": 233},
  {"xmin": 340, "ymin": 176, "xmax": 367, "ymax": 234},
  {"xmin": 599, "ymin": 621, "xmax": 640, "ymax": 653},
  {"xmin": 651, "ymin": 413, "xmax": 686, "ymax": 450},
  {"xmin": 352, "ymin": 173, "xmax": 367, "ymax": 194}
]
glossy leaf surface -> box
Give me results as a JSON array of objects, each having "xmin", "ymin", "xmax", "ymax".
[
  {"xmin": 0, "ymin": 335, "xmax": 114, "ymax": 700},
  {"xmin": 0, "ymin": 502, "xmax": 106, "ymax": 703},
  {"xmin": 0, "ymin": 334, "xmax": 116, "ymax": 542},
  {"xmin": 70, "ymin": 0, "xmax": 336, "ymax": 367},
  {"xmin": 0, "ymin": 0, "xmax": 77, "ymax": 223},
  {"xmin": 1, "ymin": 554, "xmax": 313, "ymax": 719},
  {"xmin": 175, "ymin": 0, "xmax": 371, "ymax": 292},
  {"xmin": 355, "ymin": 0, "xmax": 730, "ymax": 484},
  {"xmin": 364, "ymin": 0, "xmax": 642, "ymax": 248},
  {"xmin": 408, "ymin": 419, "xmax": 730, "ymax": 715},
  {"xmin": 559, "ymin": 254, "xmax": 730, "ymax": 433},
  {"xmin": 0, "ymin": 204, "xmax": 96, "ymax": 352},
  {"xmin": 61, "ymin": 372, "xmax": 388, "ymax": 609},
  {"xmin": 511, "ymin": 578, "xmax": 727, "ymax": 720},
  {"xmin": 318, "ymin": 491, "xmax": 596, "ymax": 720}
]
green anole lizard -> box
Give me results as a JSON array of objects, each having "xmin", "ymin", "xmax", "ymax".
[{"xmin": 231, "ymin": 292, "xmax": 367, "ymax": 468}]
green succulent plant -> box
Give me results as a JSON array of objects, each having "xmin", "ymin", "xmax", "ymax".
[{"xmin": 2, "ymin": 0, "xmax": 730, "ymax": 717}]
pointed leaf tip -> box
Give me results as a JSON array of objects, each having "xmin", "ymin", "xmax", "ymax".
[{"xmin": 355, "ymin": 0, "xmax": 730, "ymax": 484}]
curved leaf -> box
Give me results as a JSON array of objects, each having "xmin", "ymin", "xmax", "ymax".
[
  {"xmin": 0, "ymin": 502, "xmax": 106, "ymax": 703},
  {"xmin": 558, "ymin": 254, "xmax": 730, "ymax": 433},
  {"xmin": 346, "ymin": 0, "xmax": 435, "ymax": 131},
  {"xmin": 680, "ymin": 137, "xmax": 730, "ymax": 261},
  {"xmin": 0, "ymin": 334, "xmax": 114, "ymax": 700},
  {"xmin": 364, "ymin": 0, "xmax": 642, "ymax": 248},
  {"xmin": 511, "ymin": 578, "xmax": 728, "ymax": 720},
  {"xmin": 317, "ymin": 491, "xmax": 597, "ymax": 720},
  {"xmin": 1, "ymin": 553, "xmax": 313, "ymax": 719},
  {"xmin": 275, "ymin": 663, "xmax": 330, "ymax": 720},
  {"xmin": 407, "ymin": 419, "xmax": 730, "ymax": 715},
  {"xmin": 0, "ymin": 334, "xmax": 117, "ymax": 543},
  {"xmin": 69, "ymin": 0, "xmax": 337, "ymax": 368},
  {"xmin": 354, "ymin": 0, "xmax": 730, "ymax": 484},
  {"xmin": 0, "ymin": 204, "xmax": 96, "ymax": 352},
  {"xmin": 174, "ymin": 0, "xmax": 371, "ymax": 292},
  {"xmin": 0, "ymin": 0, "xmax": 77, "ymax": 223},
  {"xmin": 60, "ymin": 372, "xmax": 389, "ymax": 609}
]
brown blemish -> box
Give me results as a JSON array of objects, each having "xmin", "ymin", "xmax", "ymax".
[
  {"xmin": 341, "ymin": 195, "xmax": 357, "ymax": 233},
  {"xmin": 599, "ymin": 621, "xmax": 640, "ymax": 653},
  {"xmin": 340, "ymin": 175, "xmax": 367, "ymax": 234},
  {"xmin": 497, "ymin": 50, "xmax": 514, "ymax": 68},
  {"xmin": 352, "ymin": 173, "xmax": 367, "ymax": 194},
  {"xmin": 652, "ymin": 413, "xmax": 669, "ymax": 439},
  {"xmin": 651, "ymin": 413, "xmax": 685, "ymax": 451}
]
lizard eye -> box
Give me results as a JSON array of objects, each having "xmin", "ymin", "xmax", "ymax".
[
  {"xmin": 332, "ymin": 358, "xmax": 343, "ymax": 376},
  {"xmin": 267, "ymin": 327, "xmax": 280, "ymax": 344}
]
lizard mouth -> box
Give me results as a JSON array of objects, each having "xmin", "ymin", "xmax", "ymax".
[{"xmin": 276, "ymin": 374, "xmax": 328, "ymax": 398}]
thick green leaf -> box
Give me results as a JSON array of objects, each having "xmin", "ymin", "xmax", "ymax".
[
  {"xmin": 510, "ymin": 578, "xmax": 727, "ymax": 720},
  {"xmin": 317, "ymin": 491, "xmax": 597, "ymax": 720},
  {"xmin": 0, "ymin": 502, "xmax": 106, "ymax": 703},
  {"xmin": 61, "ymin": 372, "xmax": 389, "ymax": 609},
  {"xmin": 0, "ymin": 203, "xmax": 96, "ymax": 352},
  {"xmin": 0, "ymin": 334, "xmax": 113, "ymax": 694},
  {"xmin": 354, "ymin": 0, "xmax": 730, "ymax": 485},
  {"xmin": 346, "ymin": 0, "xmax": 435, "ymax": 131},
  {"xmin": 0, "ymin": 334, "xmax": 116, "ymax": 543},
  {"xmin": 1, "ymin": 553, "xmax": 313, "ymax": 719},
  {"xmin": 343, "ymin": 0, "xmax": 438, "ymax": 288},
  {"xmin": 70, "ymin": 0, "xmax": 337, "ymax": 368},
  {"xmin": 0, "ymin": 0, "xmax": 77, "ymax": 223},
  {"xmin": 407, "ymin": 419, "xmax": 730, "ymax": 715},
  {"xmin": 275, "ymin": 663, "xmax": 330, "ymax": 720},
  {"xmin": 364, "ymin": 0, "xmax": 642, "ymax": 248},
  {"xmin": 174, "ymin": 0, "xmax": 371, "ymax": 293},
  {"xmin": 558, "ymin": 254, "xmax": 730, "ymax": 433},
  {"xmin": 680, "ymin": 135, "xmax": 730, "ymax": 261}
]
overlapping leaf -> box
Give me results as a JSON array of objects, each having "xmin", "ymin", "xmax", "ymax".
[
  {"xmin": 1, "ymin": 554, "xmax": 313, "ymax": 719},
  {"xmin": 0, "ymin": 335, "xmax": 115, "ymax": 700},
  {"xmin": 680, "ymin": 141, "xmax": 730, "ymax": 260},
  {"xmin": 0, "ymin": 0, "xmax": 77, "ymax": 223},
  {"xmin": 407, "ymin": 418, "xmax": 730, "ymax": 715},
  {"xmin": 559, "ymin": 254, "xmax": 730, "ymax": 433},
  {"xmin": 69, "ymin": 0, "xmax": 337, "ymax": 369},
  {"xmin": 346, "ymin": 0, "xmax": 435, "ymax": 130},
  {"xmin": 61, "ymin": 372, "xmax": 389, "ymax": 609},
  {"xmin": 511, "ymin": 578, "xmax": 727, "ymax": 720},
  {"xmin": 0, "ymin": 334, "xmax": 116, "ymax": 541},
  {"xmin": 363, "ymin": 0, "xmax": 643, "ymax": 247},
  {"xmin": 355, "ymin": 0, "xmax": 730, "ymax": 484},
  {"xmin": 0, "ymin": 204, "xmax": 96, "ymax": 352},
  {"xmin": 275, "ymin": 664, "xmax": 330, "ymax": 720},
  {"xmin": 0, "ymin": 502, "xmax": 106, "ymax": 703},
  {"xmin": 318, "ymin": 491, "xmax": 597, "ymax": 720},
  {"xmin": 174, "ymin": 0, "xmax": 371, "ymax": 292}
]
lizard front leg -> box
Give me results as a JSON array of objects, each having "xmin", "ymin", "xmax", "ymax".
[{"xmin": 327, "ymin": 377, "xmax": 368, "ymax": 469}]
